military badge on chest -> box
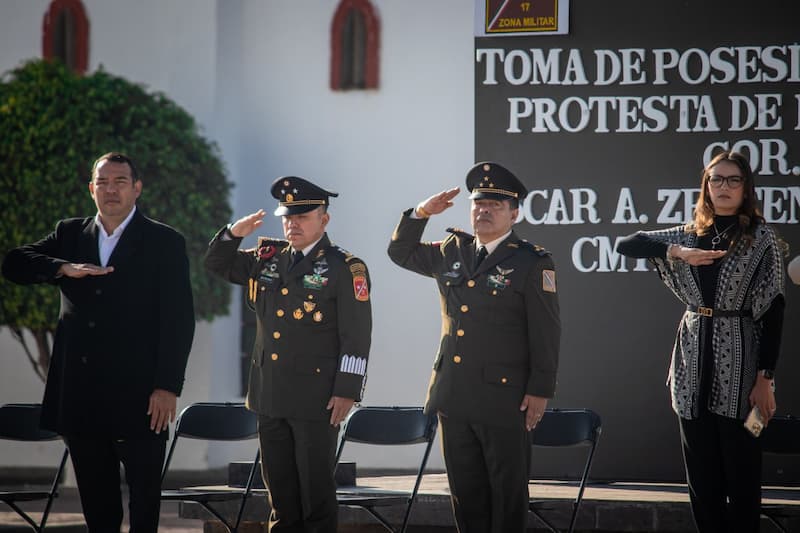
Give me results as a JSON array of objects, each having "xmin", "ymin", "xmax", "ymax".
[
  {"xmin": 487, "ymin": 266, "xmax": 513, "ymax": 291},
  {"xmin": 303, "ymin": 258, "xmax": 329, "ymax": 290},
  {"xmin": 249, "ymin": 245, "xmax": 280, "ymax": 303},
  {"xmin": 443, "ymin": 261, "xmax": 462, "ymax": 279}
]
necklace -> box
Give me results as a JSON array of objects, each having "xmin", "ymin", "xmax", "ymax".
[{"xmin": 711, "ymin": 222, "xmax": 735, "ymax": 249}]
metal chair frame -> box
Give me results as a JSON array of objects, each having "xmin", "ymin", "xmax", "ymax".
[
  {"xmin": 0, "ymin": 403, "xmax": 69, "ymax": 533},
  {"xmin": 760, "ymin": 415, "xmax": 800, "ymax": 533},
  {"xmin": 528, "ymin": 408, "xmax": 602, "ymax": 533},
  {"xmin": 335, "ymin": 406, "xmax": 438, "ymax": 533},
  {"xmin": 160, "ymin": 402, "xmax": 261, "ymax": 533}
]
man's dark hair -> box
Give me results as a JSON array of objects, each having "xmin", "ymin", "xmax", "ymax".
[{"xmin": 91, "ymin": 152, "xmax": 140, "ymax": 182}]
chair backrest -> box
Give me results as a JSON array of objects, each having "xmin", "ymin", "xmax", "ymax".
[
  {"xmin": 0, "ymin": 403, "xmax": 60, "ymax": 441},
  {"xmin": 173, "ymin": 402, "xmax": 258, "ymax": 441},
  {"xmin": 339, "ymin": 406, "xmax": 437, "ymax": 446},
  {"xmin": 530, "ymin": 408, "xmax": 601, "ymax": 448},
  {"xmin": 761, "ymin": 416, "xmax": 800, "ymax": 455}
]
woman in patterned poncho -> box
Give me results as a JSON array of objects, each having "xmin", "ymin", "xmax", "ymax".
[{"xmin": 617, "ymin": 150, "xmax": 785, "ymax": 533}]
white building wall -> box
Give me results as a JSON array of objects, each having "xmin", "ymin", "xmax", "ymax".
[{"xmin": 0, "ymin": 0, "xmax": 474, "ymax": 472}]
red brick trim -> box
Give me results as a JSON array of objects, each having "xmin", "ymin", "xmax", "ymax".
[
  {"xmin": 330, "ymin": 0, "xmax": 380, "ymax": 90},
  {"xmin": 42, "ymin": 0, "xmax": 89, "ymax": 75}
]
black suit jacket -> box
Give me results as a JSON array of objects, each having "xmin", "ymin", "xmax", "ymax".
[{"xmin": 1, "ymin": 210, "xmax": 195, "ymax": 438}]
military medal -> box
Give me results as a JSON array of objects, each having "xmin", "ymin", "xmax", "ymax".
[
  {"xmin": 303, "ymin": 274, "xmax": 328, "ymax": 290},
  {"xmin": 313, "ymin": 311, "xmax": 323, "ymax": 322},
  {"xmin": 293, "ymin": 309, "xmax": 304, "ymax": 320},
  {"xmin": 487, "ymin": 266, "xmax": 513, "ymax": 291},
  {"xmin": 303, "ymin": 301, "xmax": 316, "ymax": 312}
]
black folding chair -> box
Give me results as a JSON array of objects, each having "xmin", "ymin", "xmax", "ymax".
[
  {"xmin": 528, "ymin": 408, "xmax": 602, "ymax": 533},
  {"xmin": 335, "ymin": 406, "xmax": 438, "ymax": 533},
  {"xmin": 0, "ymin": 403, "xmax": 69, "ymax": 532},
  {"xmin": 160, "ymin": 402, "xmax": 261, "ymax": 533},
  {"xmin": 760, "ymin": 415, "xmax": 800, "ymax": 533}
]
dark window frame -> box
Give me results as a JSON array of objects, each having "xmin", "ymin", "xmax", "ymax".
[
  {"xmin": 42, "ymin": 0, "xmax": 89, "ymax": 75},
  {"xmin": 330, "ymin": 0, "xmax": 380, "ymax": 90}
]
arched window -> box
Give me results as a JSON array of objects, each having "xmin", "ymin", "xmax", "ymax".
[
  {"xmin": 330, "ymin": 0, "xmax": 380, "ymax": 90},
  {"xmin": 42, "ymin": 0, "xmax": 89, "ymax": 74}
]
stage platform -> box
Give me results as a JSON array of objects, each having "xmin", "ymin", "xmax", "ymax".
[{"xmin": 178, "ymin": 472, "xmax": 800, "ymax": 532}]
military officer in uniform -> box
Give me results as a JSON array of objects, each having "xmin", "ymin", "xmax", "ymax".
[
  {"xmin": 388, "ymin": 162, "xmax": 560, "ymax": 533},
  {"xmin": 205, "ymin": 177, "xmax": 372, "ymax": 532}
]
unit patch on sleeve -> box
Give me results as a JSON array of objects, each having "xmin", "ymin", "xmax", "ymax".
[
  {"xmin": 353, "ymin": 275, "xmax": 369, "ymax": 302},
  {"xmin": 542, "ymin": 269, "xmax": 557, "ymax": 293}
]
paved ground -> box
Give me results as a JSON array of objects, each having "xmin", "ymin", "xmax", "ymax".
[
  {"xmin": 2, "ymin": 475, "xmax": 799, "ymax": 532},
  {"xmin": 0, "ymin": 488, "xmax": 203, "ymax": 533}
]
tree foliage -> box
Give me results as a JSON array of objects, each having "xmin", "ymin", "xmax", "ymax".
[{"xmin": 0, "ymin": 59, "xmax": 233, "ymax": 380}]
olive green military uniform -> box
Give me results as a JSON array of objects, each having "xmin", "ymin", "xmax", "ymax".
[
  {"xmin": 205, "ymin": 230, "xmax": 371, "ymax": 532},
  {"xmin": 388, "ymin": 210, "xmax": 560, "ymax": 532}
]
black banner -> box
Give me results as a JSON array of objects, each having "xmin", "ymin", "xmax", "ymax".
[{"xmin": 476, "ymin": 0, "xmax": 800, "ymax": 481}]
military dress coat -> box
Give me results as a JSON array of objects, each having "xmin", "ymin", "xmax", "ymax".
[
  {"xmin": 388, "ymin": 210, "xmax": 560, "ymax": 428},
  {"xmin": 1, "ymin": 211, "xmax": 195, "ymax": 438},
  {"xmin": 204, "ymin": 230, "xmax": 371, "ymax": 419}
]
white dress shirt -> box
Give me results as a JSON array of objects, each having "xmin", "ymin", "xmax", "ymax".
[{"xmin": 96, "ymin": 206, "xmax": 137, "ymax": 267}]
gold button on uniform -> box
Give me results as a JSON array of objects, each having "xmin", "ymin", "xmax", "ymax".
[
  {"xmin": 453, "ymin": 355, "xmax": 462, "ymax": 363},
  {"xmin": 281, "ymin": 288, "xmax": 289, "ymax": 295},
  {"xmin": 460, "ymin": 305, "xmax": 469, "ymax": 313},
  {"xmin": 271, "ymin": 353, "xmax": 279, "ymax": 361},
  {"xmin": 501, "ymin": 377, "xmax": 508, "ymax": 384},
  {"xmin": 276, "ymin": 309, "xmax": 285, "ymax": 317},
  {"xmin": 467, "ymin": 280, "xmax": 476, "ymax": 287},
  {"xmin": 456, "ymin": 329, "xmax": 465, "ymax": 337},
  {"xmin": 273, "ymin": 331, "xmax": 281, "ymax": 339}
]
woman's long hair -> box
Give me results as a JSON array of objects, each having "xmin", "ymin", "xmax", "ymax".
[{"xmin": 689, "ymin": 150, "xmax": 763, "ymax": 250}]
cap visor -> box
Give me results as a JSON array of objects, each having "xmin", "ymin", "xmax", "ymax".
[{"xmin": 273, "ymin": 204, "xmax": 321, "ymax": 216}]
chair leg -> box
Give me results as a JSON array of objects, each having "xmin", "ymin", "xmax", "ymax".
[
  {"xmin": 39, "ymin": 448, "xmax": 69, "ymax": 531},
  {"xmin": 361, "ymin": 507, "xmax": 396, "ymax": 533},
  {"xmin": 529, "ymin": 508, "xmax": 559, "ymax": 533},
  {"xmin": 5, "ymin": 502, "xmax": 40, "ymax": 532},
  {"xmin": 762, "ymin": 512, "xmax": 788, "ymax": 533}
]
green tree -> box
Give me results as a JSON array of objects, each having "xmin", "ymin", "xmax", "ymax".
[{"xmin": 0, "ymin": 59, "xmax": 233, "ymax": 380}]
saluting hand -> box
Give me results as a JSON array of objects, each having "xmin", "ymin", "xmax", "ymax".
[
  {"xmin": 669, "ymin": 245, "xmax": 726, "ymax": 266},
  {"xmin": 58, "ymin": 263, "xmax": 114, "ymax": 278},
  {"xmin": 416, "ymin": 187, "xmax": 461, "ymax": 217},
  {"xmin": 230, "ymin": 209, "xmax": 266, "ymax": 238}
]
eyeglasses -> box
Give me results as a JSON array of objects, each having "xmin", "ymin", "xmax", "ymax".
[{"xmin": 708, "ymin": 175, "xmax": 744, "ymax": 189}]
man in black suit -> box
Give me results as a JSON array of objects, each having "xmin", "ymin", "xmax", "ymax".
[
  {"xmin": 388, "ymin": 162, "xmax": 560, "ymax": 533},
  {"xmin": 2, "ymin": 152, "xmax": 195, "ymax": 532}
]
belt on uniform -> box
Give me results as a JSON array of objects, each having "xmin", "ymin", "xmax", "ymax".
[{"xmin": 687, "ymin": 305, "xmax": 751, "ymax": 318}]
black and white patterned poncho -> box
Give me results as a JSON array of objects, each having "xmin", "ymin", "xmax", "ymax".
[{"xmin": 644, "ymin": 223, "xmax": 785, "ymax": 420}]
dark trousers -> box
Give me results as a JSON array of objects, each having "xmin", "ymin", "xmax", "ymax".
[
  {"xmin": 439, "ymin": 414, "xmax": 530, "ymax": 533},
  {"xmin": 679, "ymin": 410, "xmax": 762, "ymax": 533},
  {"xmin": 257, "ymin": 416, "xmax": 339, "ymax": 533},
  {"xmin": 65, "ymin": 435, "xmax": 166, "ymax": 533}
]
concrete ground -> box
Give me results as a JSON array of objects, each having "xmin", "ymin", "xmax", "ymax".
[{"xmin": 2, "ymin": 475, "xmax": 799, "ymax": 532}]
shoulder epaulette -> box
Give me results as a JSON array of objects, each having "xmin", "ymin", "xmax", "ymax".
[
  {"xmin": 446, "ymin": 227, "xmax": 475, "ymax": 241},
  {"xmin": 513, "ymin": 240, "xmax": 551, "ymax": 257},
  {"xmin": 327, "ymin": 244, "xmax": 363, "ymax": 263}
]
